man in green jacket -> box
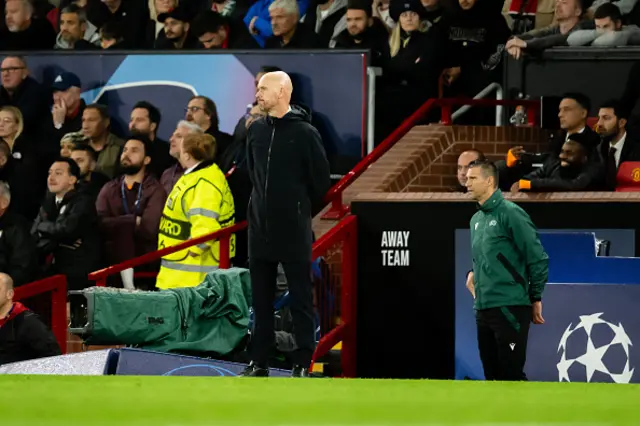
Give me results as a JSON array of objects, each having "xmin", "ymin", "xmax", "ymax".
[{"xmin": 465, "ymin": 159, "xmax": 549, "ymax": 381}]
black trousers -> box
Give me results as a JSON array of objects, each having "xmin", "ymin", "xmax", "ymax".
[
  {"xmin": 249, "ymin": 258, "xmax": 315, "ymax": 368},
  {"xmin": 476, "ymin": 305, "xmax": 531, "ymax": 381}
]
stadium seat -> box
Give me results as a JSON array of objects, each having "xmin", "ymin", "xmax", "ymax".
[{"xmin": 616, "ymin": 161, "xmax": 640, "ymax": 192}]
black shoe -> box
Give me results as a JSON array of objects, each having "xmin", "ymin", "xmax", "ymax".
[
  {"xmin": 240, "ymin": 362, "xmax": 269, "ymax": 377},
  {"xmin": 291, "ymin": 365, "xmax": 311, "ymax": 377}
]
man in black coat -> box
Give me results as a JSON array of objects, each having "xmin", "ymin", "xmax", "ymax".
[
  {"xmin": 0, "ymin": 273, "xmax": 61, "ymax": 366},
  {"xmin": 0, "ymin": 182, "xmax": 38, "ymax": 287},
  {"xmin": 244, "ymin": 71, "xmax": 331, "ymax": 377},
  {"xmin": 32, "ymin": 157, "xmax": 101, "ymax": 292}
]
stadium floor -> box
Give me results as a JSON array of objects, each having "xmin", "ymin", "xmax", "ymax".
[{"xmin": 1, "ymin": 376, "xmax": 639, "ymax": 425}]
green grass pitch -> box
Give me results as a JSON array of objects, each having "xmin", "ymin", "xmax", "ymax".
[{"xmin": 1, "ymin": 376, "xmax": 639, "ymax": 425}]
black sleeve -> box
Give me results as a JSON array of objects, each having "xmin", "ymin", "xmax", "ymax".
[
  {"xmin": 463, "ymin": 17, "xmax": 511, "ymax": 76},
  {"xmin": 621, "ymin": 62, "xmax": 640, "ymax": 118},
  {"xmin": 35, "ymin": 197, "xmax": 94, "ymax": 242},
  {"xmin": 19, "ymin": 313, "xmax": 62, "ymax": 358},
  {"xmin": 246, "ymin": 126, "xmax": 256, "ymax": 190},
  {"xmin": 304, "ymin": 125, "xmax": 331, "ymax": 215},
  {"xmin": 6, "ymin": 225, "xmax": 38, "ymax": 287},
  {"xmin": 528, "ymin": 162, "xmax": 604, "ymax": 191}
]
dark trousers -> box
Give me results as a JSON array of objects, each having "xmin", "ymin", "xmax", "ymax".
[
  {"xmin": 476, "ymin": 305, "xmax": 531, "ymax": 381},
  {"xmin": 249, "ymin": 258, "xmax": 315, "ymax": 368}
]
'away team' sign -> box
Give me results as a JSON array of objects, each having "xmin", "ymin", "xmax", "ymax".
[{"xmin": 381, "ymin": 231, "xmax": 410, "ymax": 266}]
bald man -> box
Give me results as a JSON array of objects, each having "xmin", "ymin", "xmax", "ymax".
[
  {"xmin": 0, "ymin": 273, "xmax": 61, "ymax": 365},
  {"xmin": 243, "ymin": 71, "xmax": 331, "ymax": 377}
]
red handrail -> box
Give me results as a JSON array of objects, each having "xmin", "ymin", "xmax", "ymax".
[
  {"xmin": 14, "ymin": 275, "xmax": 68, "ymax": 354},
  {"xmin": 88, "ymin": 221, "xmax": 247, "ymax": 287},
  {"xmin": 321, "ymin": 97, "xmax": 541, "ymax": 220}
]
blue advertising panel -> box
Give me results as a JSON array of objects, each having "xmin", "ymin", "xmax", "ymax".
[
  {"xmin": 454, "ymin": 229, "xmax": 640, "ymax": 382},
  {"xmin": 21, "ymin": 52, "xmax": 366, "ymax": 175}
]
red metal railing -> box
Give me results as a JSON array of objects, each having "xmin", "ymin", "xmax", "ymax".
[
  {"xmin": 14, "ymin": 275, "xmax": 68, "ymax": 354},
  {"xmin": 88, "ymin": 222, "xmax": 247, "ymax": 286},
  {"xmin": 321, "ymin": 97, "xmax": 541, "ymax": 220},
  {"xmin": 310, "ymin": 215, "xmax": 358, "ymax": 377}
]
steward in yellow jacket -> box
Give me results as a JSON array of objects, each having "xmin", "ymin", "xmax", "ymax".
[{"xmin": 156, "ymin": 135, "xmax": 235, "ymax": 289}]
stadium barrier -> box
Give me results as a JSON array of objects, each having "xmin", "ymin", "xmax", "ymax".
[
  {"xmin": 13, "ymin": 275, "xmax": 68, "ymax": 354},
  {"xmin": 321, "ymin": 97, "xmax": 541, "ymax": 220}
]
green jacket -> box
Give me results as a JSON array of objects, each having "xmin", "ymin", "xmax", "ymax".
[{"xmin": 470, "ymin": 190, "xmax": 548, "ymax": 310}]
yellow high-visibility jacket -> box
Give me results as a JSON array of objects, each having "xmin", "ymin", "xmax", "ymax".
[{"xmin": 156, "ymin": 162, "xmax": 235, "ymax": 289}]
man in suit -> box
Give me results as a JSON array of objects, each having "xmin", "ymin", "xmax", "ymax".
[{"xmin": 596, "ymin": 100, "xmax": 640, "ymax": 190}]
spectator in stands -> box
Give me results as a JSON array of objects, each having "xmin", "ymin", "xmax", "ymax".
[
  {"xmin": 0, "ymin": 0, "xmax": 57, "ymax": 51},
  {"xmin": 245, "ymin": 0, "xmax": 310, "ymax": 46},
  {"xmin": 55, "ymin": 4, "xmax": 100, "ymax": 50},
  {"xmin": 156, "ymin": 133, "xmax": 235, "ymax": 289},
  {"xmin": 596, "ymin": 100, "xmax": 640, "ymax": 190},
  {"xmin": 0, "ymin": 108, "xmax": 43, "ymax": 220},
  {"xmin": 186, "ymin": 96, "xmax": 233, "ymax": 163},
  {"xmin": 421, "ymin": 0, "xmax": 443, "ymax": 24},
  {"xmin": 155, "ymin": 5, "xmax": 201, "ymax": 49},
  {"xmin": 332, "ymin": 0, "xmax": 389, "ymax": 65},
  {"xmin": 0, "ymin": 273, "xmax": 62, "ymax": 366},
  {"xmin": 86, "ymin": 0, "xmax": 149, "ymax": 48},
  {"xmin": 506, "ymin": 0, "xmax": 593, "ymax": 59},
  {"xmin": 376, "ymin": 0, "xmax": 440, "ymax": 140},
  {"xmin": 438, "ymin": 0, "xmax": 511, "ymax": 104},
  {"xmin": 373, "ymin": 0, "xmax": 395, "ymax": 31},
  {"xmin": 52, "ymin": 72, "xmax": 85, "ymax": 146},
  {"xmin": 303, "ymin": 0, "xmax": 348, "ymax": 47},
  {"xmin": 46, "ymin": 0, "xmax": 99, "ymax": 34},
  {"xmin": 243, "ymin": 71, "xmax": 330, "ymax": 378},
  {"xmin": 0, "ymin": 183, "xmax": 38, "ymax": 287},
  {"xmin": 160, "ymin": 121, "xmax": 204, "ymax": 194},
  {"xmin": 60, "ymin": 131, "xmax": 87, "ymax": 158},
  {"xmin": 0, "ymin": 56, "xmax": 51, "ymax": 143},
  {"xmin": 146, "ymin": 0, "xmax": 179, "ymax": 47},
  {"xmin": 129, "ymin": 101, "xmax": 175, "ymax": 178},
  {"xmin": 81, "ymin": 104, "xmax": 125, "ymax": 178},
  {"xmin": 96, "ymin": 137, "xmax": 166, "ymax": 286},
  {"xmin": 456, "ymin": 149, "xmax": 485, "ymax": 192},
  {"xmin": 568, "ymin": 3, "xmax": 640, "ymax": 46},
  {"xmin": 511, "ymin": 132, "xmax": 604, "ymax": 192},
  {"xmin": 99, "ymin": 21, "xmax": 129, "ymax": 49},
  {"xmin": 32, "ymin": 158, "xmax": 101, "ymax": 293},
  {"xmin": 191, "ymin": 10, "xmax": 259, "ymax": 48},
  {"xmin": 70, "ymin": 144, "xmax": 110, "ymax": 200},
  {"xmin": 265, "ymin": 0, "xmax": 322, "ymax": 48},
  {"xmin": 588, "ymin": 0, "xmax": 639, "ymax": 18},
  {"xmin": 211, "ymin": 0, "xmax": 252, "ymax": 21}
]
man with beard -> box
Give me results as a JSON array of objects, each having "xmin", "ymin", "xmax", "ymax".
[
  {"xmin": 54, "ymin": 4, "xmax": 100, "ymax": 50},
  {"xmin": 185, "ymin": 96, "xmax": 233, "ymax": 164},
  {"xmin": 96, "ymin": 136, "xmax": 166, "ymax": 288},
  {"xmin": 510, "ymin": 132, "xmax": 605, "ymax": 192},
  {"xmin": 595, "ymin": 100, "xmax": 640, "ymax": 190},
  {"xmin": 129, "ymin": 101, "xmax": 174, "ymax": 178},
  {"xmin": 332, "ymin": 0, "xmax": 389, "ymax": 66},
  {"xmin": 70, "ymin": 144, "xmax": 110, "ymax": 201},
  {"xmin": 155, "ymin": 5, "xmax": 201, "ymax": 49}
]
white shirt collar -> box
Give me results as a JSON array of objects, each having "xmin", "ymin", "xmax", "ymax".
[
  {"xmin": 565, "ymin": 127, "xmax": 585, "ymax": 141},
  {"xmin": 184, "ymin": 162, "xmax": 202, "ymax": 175}
]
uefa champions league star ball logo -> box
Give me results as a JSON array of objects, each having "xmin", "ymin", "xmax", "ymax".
[{"xmin": 557, "ymin": 313, "xmax": 634, "ymax": 383}]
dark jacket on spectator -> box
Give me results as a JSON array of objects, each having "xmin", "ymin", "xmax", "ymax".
[
  {"xmin": 0, "ymin": 77, "xmax": 52, "ymax": 143},
  {"xmin": 1, "ymin": 138, "xmax": 46, "ymax": 221},
  {"xmin": 148, "ymin": 138, "xmax": 175, "ymax": 179},
  {"xmin": 87, "ymin": 0, "xmax": 149, "ymax": 48},
  {"xmin": 304, "ymin": 0, "xmax": 348, "ymax": 47},
  {"xmin": 522, "ymin": 159, "xmax": 604, "ymax": 191},
  {"xmin": 96, "ymin": 174, "xmax": 167, "ymax": 266},
  {"xmin": 597, "ymin": 132, "xmax": 640, "ymax": 190},
  {"xmin": 207, "ymin": 128, "xmax": 234, "ymax": 166},
  {"xmin": 77, "ymin": 171, "xmax": 111, "ymax": 202},
  {"xmin": 0, "ymin": 212, "xmax": 39, "ymax": 287},
  {"xmin": 160, "ymin": 163, "xmax": 184, "ymax": 195},
  {"xmin": 0, "ymin": 303, "xmax": 61, "ymax": 366},
  {"xmin": 154, "ymin": 31, "xmax": 202, "ymax": 49},
  {"xmin": 621, "ymin": 61, "xmax": 640, "ymax": 132},
  {"xmin": 32, "ymin": 190, "xmax": 101, "ymax": 291},
  {"xmin": 0, "ymin": 19, "xmax": 57, "ymax": 51},
  {"xmin": 265, "ymin": 23, "xmax": 323, "ymax": 48},
  {"xmin": 333, "ymin": 18, "xmax": 389, "ymax": 67},
  {"xmin": 519, "ymin": 19, "xmax": 594, "ymax": 51},
  {"xmin": 246, "ymin": 105, "xmax": 331, "ymax": 262}
]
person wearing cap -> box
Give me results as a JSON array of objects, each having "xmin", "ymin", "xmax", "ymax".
[
  {"xmin": 511, "ymin": 132, "xmax": 605, "ymax": 192},
  {"xmin": 333, "ymin": 0, "xmax": 389, "ymax": 65},
  {"xmin": 190, "ymin": 10, "xmax": 258, "ymax": 49},
  {"xmin": 155, "ymin": 5, "xmax": 201, "ymax": 49},
  {"xmin": 51, "ymin": 71, "xmax": 85, "ymax": 147}
]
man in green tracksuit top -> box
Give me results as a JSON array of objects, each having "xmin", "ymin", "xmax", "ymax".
[{"xmin": 465, "ymin": 159, "xmax": 549, "ymax": 381}]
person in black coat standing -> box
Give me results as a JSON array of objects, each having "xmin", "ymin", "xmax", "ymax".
[
  {"xmin": 243, "ymin": 71, "xmax": 331, "ymax": 377},
  {"xmin": 0, "ymin": 182, "xmax": 38, "ymax": 287},
  {"xmin": 0, "ymin": 273, "xmax": 61, "ymax": 366}
]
